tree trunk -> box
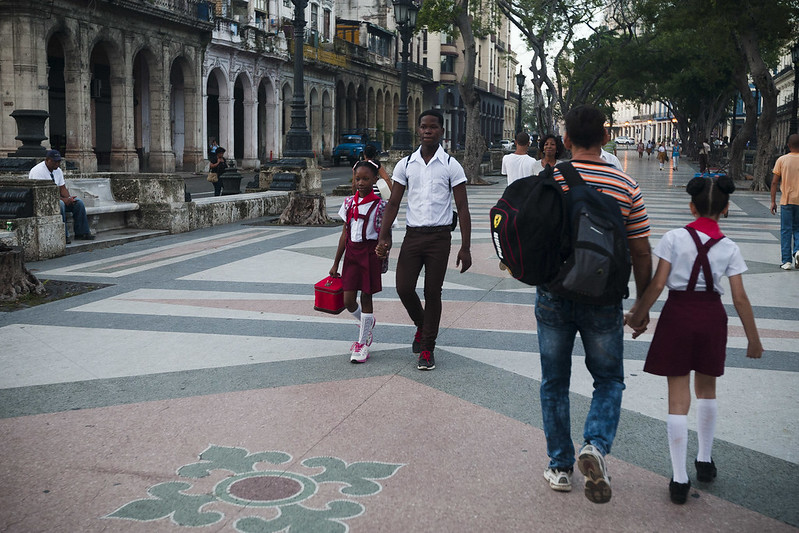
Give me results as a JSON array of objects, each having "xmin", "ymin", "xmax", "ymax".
[
  {"xmin": 0, "ymin": 243, "xmax": 45, "ymax": 301},
  {"xmin": 278, "ymin": 193, "xmax": 331, "ymax": 225},
  {"xmin": 729, "ymin": 60, "xmax": 757, "ymax": 181},
  {"xmin": 455, "ymin": 8, "xmax": 488, "ymax": 184},
  {"xmin": 739, "ymin": 28, "xmax": 778, "ymax": 191}
]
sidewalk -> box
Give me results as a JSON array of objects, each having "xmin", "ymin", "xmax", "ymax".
[{"xmin": 0, "ymin": 151, "xmax": 796, "ymax": 532}]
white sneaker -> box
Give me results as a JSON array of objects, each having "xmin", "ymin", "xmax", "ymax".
[
  {"xmin": 350, "ymin": 342, "xmax": 369, "ymax": 363},
  {"xmin": 578, "ymin": 444, "xmax": 612, "ymax": 504},
  {"xmin": 781, "ymin": 262, "xmax": 793, "ymax": 270},
  {"xmin": 544, "ymin": 467, "xmax": 573, "ymax": 492},
  {"xmin": 794, "ymin": 251, "xmax": 799, "ymax": 269}
]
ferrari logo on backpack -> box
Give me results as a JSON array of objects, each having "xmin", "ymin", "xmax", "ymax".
[{"xmin": 493, "ymin": 214, "xmax": 502, "ymax": 228}]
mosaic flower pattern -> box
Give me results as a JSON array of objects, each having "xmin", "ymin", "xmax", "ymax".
[{"xmin": 107, "ymin": 445, "xmax": 403, "ymax": 532}]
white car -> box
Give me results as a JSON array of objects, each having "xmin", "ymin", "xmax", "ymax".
[
  {"xmin": 614, "ymin": 136, "xmax": 636, "ymax": 145},
  {"xmin": 499, "ymin": 139, "xmax": 514, "ymax": 152}
]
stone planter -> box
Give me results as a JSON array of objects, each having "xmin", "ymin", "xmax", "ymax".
[
  {"xmin": 220, "ymin": 170, "xmax": 243, "ymax": 195},
  {"xmin": 9, "ymin": 110, "xmax": 49, "ymax": 157}
]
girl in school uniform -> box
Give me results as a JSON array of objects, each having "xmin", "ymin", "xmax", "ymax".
[
  {"xmin": 331, "ymin": 160, "xmax": 388, "ymax": 363},
  {"xmin": 625, "ymin": 175, "xmax": 763, "ymax": 504}
]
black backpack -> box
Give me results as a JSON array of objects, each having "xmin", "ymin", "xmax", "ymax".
[
  {"xmin": 489, "ymin": 165, "xmax": 569, "ymax": 285},
  {"xmin": 546, "ymin": 162, "xmax": 631, "ymax": 305}
]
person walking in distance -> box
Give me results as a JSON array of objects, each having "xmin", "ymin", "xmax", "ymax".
[
  {"xmin": 376, "ymin": 109, "xmax": 472, "ymax": 371},
  {"xmin": 537, "ymin": 105, "xmax": 653, "ymax": 504},
  {"xmin": 501, "ymin": 131, "xmax": 537, "ymax": 186},
  {"xmin": 626, "ymin": 175, "xmax": 763, "ymax": 504},
  {"xmin": 770, "ymin": 133, "xmax": 799, "ymax": 270}
]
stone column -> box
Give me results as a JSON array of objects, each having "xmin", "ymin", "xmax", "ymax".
[
  {"xmin": 147, "ymin": 54, "xmax": 175, "ymax": 173},
  {"xmin": 64, "ymin": 49, "xmax": 97, "ymax": 172},
  {"xmin": 109, "ymin": 71, "xmax": 139, "ymax": 172},
  {"xmin": 240, "ymin": 96, "xmax": 259, "ymax": 169},
  {"xmin": 182, "ymin": 85, "xmax": 204, "ymax": 172}
]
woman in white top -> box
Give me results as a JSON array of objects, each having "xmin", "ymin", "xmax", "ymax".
[{"xmin": 530, "ymin": 134, "xmax": 564, "ymax": 175}]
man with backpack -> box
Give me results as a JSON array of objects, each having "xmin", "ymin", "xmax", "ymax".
[{"xmin": 536, "ymin": 105, "xmax": 652, "ymax": 503}]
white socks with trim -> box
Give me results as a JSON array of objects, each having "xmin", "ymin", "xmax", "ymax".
[
  {"xmin": 696, "ymin": 398, "xmax": 718, "ymax": 463},
  {"xmin": 349, "ymin": 304, "xmax": 362, "ymax": 322},
  {"xmin": 667, "ymin": 414, "xmax": 689, "ymax": 484},
  {"xmin": 358, "ymin": 313, "xmax": 375, "ymax": 345}
]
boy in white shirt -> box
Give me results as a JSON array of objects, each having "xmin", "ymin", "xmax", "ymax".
[{"xmin": 501, "ymin": 131, "xmax": 537, "ymax": 186}]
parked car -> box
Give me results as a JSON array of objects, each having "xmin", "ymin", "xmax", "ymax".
[
  {"xmin": 499, "ymin": 139, "xmax": 514, "ymax": 153},
  {"xmin": 332, "ymin": 134, "xmax": 382, "ymax": 166},
  {"xmin": 614, "ymin": 136, "xmax": 636, "ymax": 145}
]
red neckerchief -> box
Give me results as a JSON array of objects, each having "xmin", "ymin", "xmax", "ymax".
[
  {"xmin": 350, "ymin": 191, "xmax": 380, "ymax": 221},
  {"xmin": 686, "ymin": 217, "xmax": 724, "ymax": 239}
]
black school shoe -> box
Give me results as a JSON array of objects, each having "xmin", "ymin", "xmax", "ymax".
[
  {"xmin": 695, "ymin": 459, "xmax": 717, "ymax": 482},
  {"xmin": 669, "ymin": 479, "xmax": 691, "ymax": 504}
]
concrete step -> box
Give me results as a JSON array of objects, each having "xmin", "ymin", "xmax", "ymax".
[{"xmin": 65, "ymin": 228, "xmax": 168, "ymax": 255}]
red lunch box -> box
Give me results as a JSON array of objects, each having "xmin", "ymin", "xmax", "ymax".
[{"xmin": 314, "ymin": 275, "xmax": 345, "ymax": 314}]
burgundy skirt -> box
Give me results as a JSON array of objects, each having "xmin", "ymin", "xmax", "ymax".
[
  {"xmin": 643, "ymin": 290, "xmax": 727, "ymax": 377},
  {"xmin": 341, "ymin": 239, "xmax": 382, "ymax": 295}
]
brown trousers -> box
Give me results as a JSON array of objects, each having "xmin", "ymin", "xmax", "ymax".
[{"xmin": 395, "ymin": 228, "xmax": 452, "ymax": 352}]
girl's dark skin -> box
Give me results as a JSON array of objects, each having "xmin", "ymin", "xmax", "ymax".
[{"xmin": 331, "ymin": 165, "xmax": 379, "ymax": 313}]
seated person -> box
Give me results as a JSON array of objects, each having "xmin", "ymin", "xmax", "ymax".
[{"xmin": 28, "ymin": 150, "xmax": 94, "ymax": 243}]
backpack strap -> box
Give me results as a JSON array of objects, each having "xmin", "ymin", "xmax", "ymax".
[
  {"xmin": 555, "ymin": 161, "xmax": 586, "ymax": 189},
  {"xmin": 685, "ymin": 226, "xmax": 723, "ymax": 292}
]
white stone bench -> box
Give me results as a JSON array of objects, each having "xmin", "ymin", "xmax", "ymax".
[{"xmin": 65, "ymin": 178, "xmax": 140, "ymax": 232}]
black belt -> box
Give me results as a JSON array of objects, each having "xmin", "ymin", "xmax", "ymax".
[{"xmin": 406, "ymin": 225, "xmax": 451, "ymax": 233}]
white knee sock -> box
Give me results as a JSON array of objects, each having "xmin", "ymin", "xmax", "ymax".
[
  {"xmin": 358, "ymin": 313, "xmax": 374, "ymax": 345},
  {"xmin": 696, "ymin": 399, "xmax": 717, "ymax": 462},
  {"xmin": 668, "ymin": 414, "xmax": 689, "ymax": 483},
  {"xmin": 349, "ymin": 304, "xmax": 361, "ymax": 322}
]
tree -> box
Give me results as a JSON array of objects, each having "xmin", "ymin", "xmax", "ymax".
[{"xmin": 418, "ymin": 0, "xmax": 499, "ymax": 184}]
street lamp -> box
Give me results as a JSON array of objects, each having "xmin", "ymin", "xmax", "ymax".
[
  {"xmin": 790, "ymin": 41, "xmax": 799, "ymax": 136},
  {"xmin": 392, "ymin": 0, "xmax": 419, "ymax": 151},
  {"xmin": 284, "ymin": 0, "xmax": 314, "ymax": 157},
  {"xmin": 515, "ymin": 69, "xmax": 525, "ymax": 134}
]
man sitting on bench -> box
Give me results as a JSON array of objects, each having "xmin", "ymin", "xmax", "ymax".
[{"xmin": 28, "ymin": 150, "xmax": 95, "ymax": 243}]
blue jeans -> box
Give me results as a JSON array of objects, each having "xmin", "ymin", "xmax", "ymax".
[
  {"xmin": 60, "ymin": 198, "xmax": 91, "ymax": 239},
  {"xmin": 780, "ymin": 204, "xmax": 799, "ymax": 263},
  {"xmin": 535, "ymin": 288, "xmax": 625, "ymax": 470}
]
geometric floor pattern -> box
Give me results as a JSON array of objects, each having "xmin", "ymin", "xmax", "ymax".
[{"xmin": 1, "ymin": 152, "xmax": 797, "ymax": 531}]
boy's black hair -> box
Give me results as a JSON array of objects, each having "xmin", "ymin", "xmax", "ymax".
[
  {"xmin": 514, "ymin": 131, "xmax": 530, "ymax": 145},
  {"xmin": 686, "ymin": 175, "xmax": 735, "ymax": 217},
  {"xmin": 353, "ymin": 160, "xmax": 379, "ymax": 178},
  {"xmin": 363, "ymin": 144, "xmax": 378, "ymax": 159},
  {"xmin": 538, "ymin": 134, "xmax": 565, "ymax": 158},
  {"xmin": 418, "ymin": 109, "xmax": 444, "ymax": 127},
  {"xmin": 564, "ymin": 104, "xmax": 605, "ymax": 149}
]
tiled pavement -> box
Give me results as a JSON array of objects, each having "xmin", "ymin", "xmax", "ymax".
[{"xmin": 1, "ymin": 150, "xmax": 797, "ymax": 532}]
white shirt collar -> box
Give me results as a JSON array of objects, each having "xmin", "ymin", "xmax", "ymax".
[{"xmin": 408, "ymin": 144, "xmax": 448, "ymax": 165}]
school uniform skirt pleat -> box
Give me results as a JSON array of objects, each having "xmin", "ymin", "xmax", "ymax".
[
  {"xmin": 342, "ymin": 240, "xmax": 382, "ymax": 295},
  {"xmin": 643, "ymin": 290, "xmax": 727, "ymax": 377}
]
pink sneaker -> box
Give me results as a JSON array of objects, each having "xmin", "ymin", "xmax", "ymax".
[{"xmin": 350, "ymin": 342, "xmax": 369, "ymax": 363}]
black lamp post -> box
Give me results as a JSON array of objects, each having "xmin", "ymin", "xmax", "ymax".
[
  {"xmin": 284, "ymin": 0, "xmax": 314, "ymax": 157},
  {"xmin": 392, "ymin": 0, "xmax": 419, "ymax": 151},
  {"xmin": 790, "ymin": 41, "xmax": 799, "ymax": 136},
  {"xmin": 515, "ymin": 69, "xmax": 525, "ymax": 134}
]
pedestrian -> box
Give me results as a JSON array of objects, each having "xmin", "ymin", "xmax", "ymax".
[
  {"xmin": 209, "ymin": 147, "xmax": 227, "ymax": 196},
  {"xmin": 672, "ymin": 142, "xmax": 680, "ymax": 170},
  {"xmin": 637, "ymin": 141, "xmax": 645, "ymax": 159},
  {"xmin": 28, "ymin": 149, "xmax": 95, "ymax": 243},
  {"xmin": 537, "ymin": 105, "xmax": 652, "ymax": 504},
  {"xmin": 657, "ymin": 142, "xmax": 668, "ymax": 171},
  {"xmin": 646, "ymin": 140, "xmax": 653, "ymax": 159},
  {"xmin": 625, "ymin": 175, "xmax": 763, "ymax": 504},
  {"xmin": 209, "ymin": 137, "xmax": 219, "ymax": 157},
  {"xmin": 355, "ymin": 144, "xmax": 392, "ymax": 198},
  {"xmin": 376, "ymin": 109, "xmax": 472, "ymax": 371},
  {"xmin": 330, "ymin": 160, "xmax": 388, "ymax": 363},
  {"xmin": 501, "ymin": 131, "xmax": 537, "ymax": 186},
  {"xmin": 770, "ymin": 133, "xmax": 799, "ymax": 270},
  {"xmin": 530, "ymin": 134, "xmax": 564, "ymax": 175},
  {"xmin": 601, "ymin": 129, "xmax": 623, "ymax": 171},
  {"xmin": 698, "ymin": 139, "xmax": 711, "ymax": 173}
]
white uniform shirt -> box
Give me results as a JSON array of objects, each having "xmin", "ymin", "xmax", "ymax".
[
  {"xmin": 654, "ymin": 227, "xmax": 747, "ymax": 295},
  {"xmin": 502, "ymin": 153, "xmax": 537, "ymax": 185},
  {"xmin": 29, "ymin": 160, "xmax": 64, "ymax": 186},
  {"xmin": 392, "ymin": 145, "xmax": 466, "ymax": 227},
  {"xmin": 338, "ymin": 196, "xmax": 385, "ymax": 242},
  {"xmin": 600, "ymin": 149, "xmax": 623, "ymax": 171}
]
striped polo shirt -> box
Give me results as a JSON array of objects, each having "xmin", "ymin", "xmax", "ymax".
[{"xmin": 553, "ymin": 160, "xmax": 650, "ymax": 238}]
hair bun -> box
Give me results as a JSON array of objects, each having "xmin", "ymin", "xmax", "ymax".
[
  {"xmin": 686, "ymin": 176, "xmax": 707, "ymax": 195},
  {"xmin": 716, "ymin": 175, "xmax": 736, "ymax": 195}
]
